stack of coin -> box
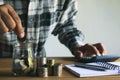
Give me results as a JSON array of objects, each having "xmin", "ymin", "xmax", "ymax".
[
  {"xmin": 36, "ymin": 57, "xmax": 63, "ymax": 77},
  {"xmin": 36, "ymin": 57, "xmax": 48, "ymax": 77},
  {"xmin": 53, "ymin": 63, "xmax": 63, "ymax": 77},
  {"xmin": 37, "ymin": 65, "xmax": 48, "ymax": 77},
  {"xmin": 37, "ymin": 57, "xmax": 47, "ymax": 66},
  {"xmin": 47, "ymin": 59, "xmax": 55, "ymax": 66},
  {"xmin": 47, "ymin": 59, "xmax": 55, "ymax": 76}
]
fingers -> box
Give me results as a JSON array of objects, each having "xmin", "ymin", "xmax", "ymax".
[
  {"xmin": 6, "ymin": 4, "xmax": 25, "ymax": 38},
  {"xmin": 73, "ymin": 44, "xmax": 99, "ymax": 59},
  {"xmin": 0, "ymin": 4, "xmax": 24, "ymax": 38},
  {"xmin": 0, "ymin": 9, "xmax": 16, "ymax": 31},
  {"xmin": 0, "ymin": 17, "xmax": 8, "ymax": 34},
  {"xmin": 83, "ymin": 44, "xmax": 101, "ymax": 56},
  {"xmin": 73, "ymin": 43, "xmax": 106, "ymax": 58},
  {"xmin": 93, "ymin": 43, "xmax": 106, "ymax": 55}
]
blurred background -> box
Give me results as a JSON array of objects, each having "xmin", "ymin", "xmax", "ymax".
[{"xmin": 45, "ymin": 0, "xmax": 120, "ymax": 57}]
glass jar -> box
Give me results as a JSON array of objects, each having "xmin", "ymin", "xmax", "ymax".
[{"xmin": 12, "ymin": 42, "xmax": 34, "ymax": 76}]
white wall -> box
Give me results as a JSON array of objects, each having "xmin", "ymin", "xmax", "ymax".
[{"xmin": 45, "ymin": 0, "xmax": 120, "ymax": 57}]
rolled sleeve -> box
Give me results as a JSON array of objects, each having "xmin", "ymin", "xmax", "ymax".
[{"xmin": 52, "ymin": 0, "xmax": 85, "ymax": 50}]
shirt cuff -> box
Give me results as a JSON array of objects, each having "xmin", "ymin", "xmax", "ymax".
[{"xmin": 72, "ymin": 36, "xmax": 85, "ymax": 47}]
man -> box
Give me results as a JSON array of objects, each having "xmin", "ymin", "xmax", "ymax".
[{"xmin": 0, "ymin": 0, "xmax": 106, "ymax": 58}]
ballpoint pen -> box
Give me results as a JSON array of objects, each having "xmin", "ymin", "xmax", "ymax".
[{"xmin": 75, "ymin": 63, "xmax": 108, "ymax": 71}]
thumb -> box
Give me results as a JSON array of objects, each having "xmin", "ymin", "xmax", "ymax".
[{"xmin": 74, "ymin": 51, "xmax": 84, "ymax": 59}]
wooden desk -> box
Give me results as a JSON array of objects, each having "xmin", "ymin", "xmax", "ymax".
[{"xmin": 0, "ymin": 57, "xmax": 120, "ymax": 80}]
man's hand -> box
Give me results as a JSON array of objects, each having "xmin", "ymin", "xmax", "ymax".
[
  {"xmin": 0, "ymin": 4, "xmax": 24, "ymax": 38},
  {"xmin": 72, "ymin": 43, "xmax": 106, "ymax": 59}
]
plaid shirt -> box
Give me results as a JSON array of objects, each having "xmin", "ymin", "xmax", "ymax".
[{"xmin": 0, "ymin": 0, "xmax": 84, "ymax": 58}]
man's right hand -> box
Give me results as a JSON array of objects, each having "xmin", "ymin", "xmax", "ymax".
[{"xmin": 0, "ymin": 4, "xmax": 24, "ymax": 38}]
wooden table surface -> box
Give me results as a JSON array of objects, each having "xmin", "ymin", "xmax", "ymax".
[{"xmin": 0, "ymin": 57, "xmax": 120, "ymax": 80}]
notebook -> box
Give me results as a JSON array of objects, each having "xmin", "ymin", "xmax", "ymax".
[{"xmin": 64, "ymin": 62, "xmax": 120, "ymax": 77}]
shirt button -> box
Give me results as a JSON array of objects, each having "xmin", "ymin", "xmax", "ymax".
[{"xmin": 30, "ymin": 18, "xmax": 33, "ymax": 22}]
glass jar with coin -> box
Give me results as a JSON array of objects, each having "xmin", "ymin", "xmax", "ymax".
[{"xmin": 12, "ymin": 41, "xmax": 34, "ymax": 76}]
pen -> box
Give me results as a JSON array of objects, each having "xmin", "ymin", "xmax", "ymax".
[{"xmin": 75, "ymin": 63, "xmax": 108, "ymax": 71}]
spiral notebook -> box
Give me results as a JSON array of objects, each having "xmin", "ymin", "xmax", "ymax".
[{"xmin": 64, "ymin": 62, "xmax": 120, "ymax": 77}]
